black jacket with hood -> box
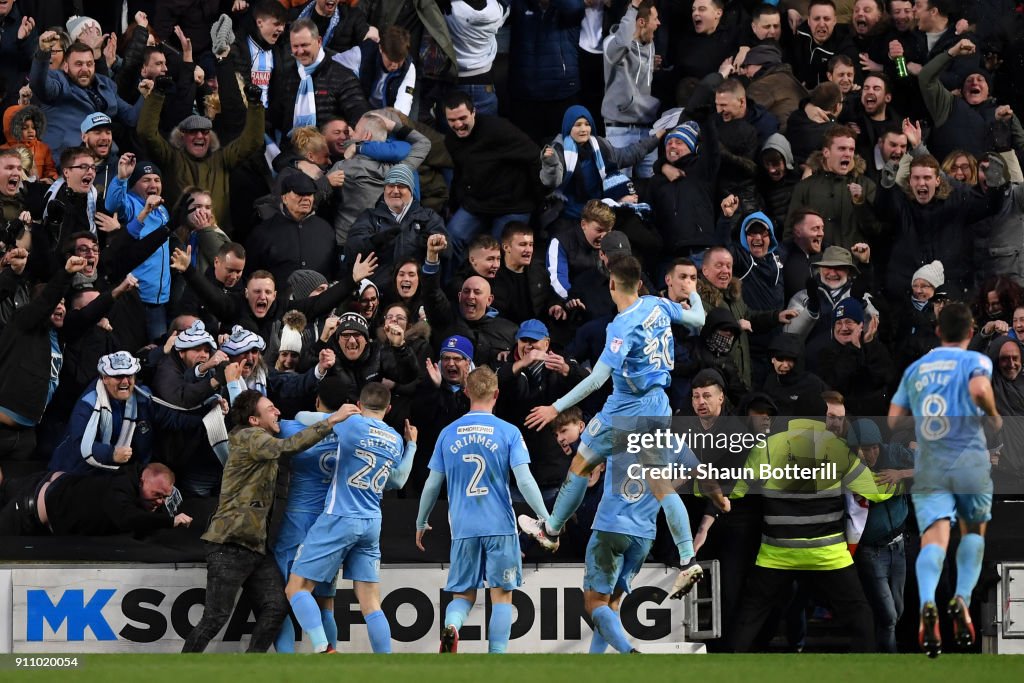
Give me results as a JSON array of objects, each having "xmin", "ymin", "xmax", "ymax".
[{"xmin": 760, "ymin": 332, "xmax": 829, "ymax": 416}]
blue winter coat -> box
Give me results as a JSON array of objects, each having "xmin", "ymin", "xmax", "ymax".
[
  {"xmin": 105, "ymin": 178, "xmax": 171, "ymax": 305},
  {"xmin": 29, "ymin": 54, "xmax": 142, "ymax": 155}
]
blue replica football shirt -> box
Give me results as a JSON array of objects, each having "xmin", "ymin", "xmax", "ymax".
[
  {"xmin": 892, "ymin": 346, "xmax": 993, "ymax": 467},
  {"xmin": 324, "ymin": 415, "xmax": 404, "ymax": 518},
  {"xmin": 428, "ymin": 411, "xmax": 531, "ymax": 539},
  {"xmin": 593, "ymin": 447, "xmax": 691, "ymax": 540},
  {"xmin": 279, "ymin": 413, "xmax": 339, "ymax": 514},
  {"xmin": 599, "ymin": 294, "xmax": 703, "ymax": 398}
]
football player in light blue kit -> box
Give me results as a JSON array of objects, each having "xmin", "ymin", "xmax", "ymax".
[
  {"xmin": 273, "ymin": 377, "xmax": 346, "ymax": 653},
  {"xmin": 889, "ymin": 303, "xmax": 1002, "ymax": 658},
  {"xmin": 585, "ymin": 443, "xmax": 699, "ymax": 653},
  {"xmin": 416, "ymin": 366, "xmax": 552, "ymax": 654},
  {"xmin": 285, "ymin": 382, "xmax": 417, "ymax": 653},
  {"xmin": 521, "ymin": 255, "xmax": 716, "ymax": 598}
]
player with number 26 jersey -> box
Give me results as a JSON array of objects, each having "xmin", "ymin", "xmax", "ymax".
[{"xmin": 325, "ymin": 414, "xmax": 405, "ymax": 518}]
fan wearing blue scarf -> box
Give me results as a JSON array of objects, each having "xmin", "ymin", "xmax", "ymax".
[
  {"xmin": 48, "ymin": 351, "xmax": 213, "ymax": 476},
  {"xmin": 540, "ymin": 105, "xmax": 666, "ymax": 221},
  {"xmin": 291, "ymin": 20, "xmax": 329, "ymax": 131}
]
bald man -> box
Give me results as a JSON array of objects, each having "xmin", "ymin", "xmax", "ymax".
[{"xmin": 422, "ymin": 271, "xmax": 518, "ymax": 367}]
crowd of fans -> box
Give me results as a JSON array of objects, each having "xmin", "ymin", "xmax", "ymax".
[{"xmin": 0, "ymin": 0, "xmax": 1023, "ymax": 652}]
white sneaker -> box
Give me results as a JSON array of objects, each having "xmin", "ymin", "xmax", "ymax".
[
  {"xmin": 518, "ymin": 515, "xmax": 560, "ymax": 551},
  {"xmin": 669, "ymin": 563, "xmax": 703, "ymax": 599}
]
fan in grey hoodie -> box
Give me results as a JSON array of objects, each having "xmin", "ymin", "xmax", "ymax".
[{"xmin": 601, "ymin": 1, "xmax": 661, "ymax": 178}]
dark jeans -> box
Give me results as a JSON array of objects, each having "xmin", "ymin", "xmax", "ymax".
[
  {"xmin": 730, "ymin": 564, "xmax": 876, "ymax": 653},
  {"xmin": 855, "ymin": 537, "xmax": 907, "ymax": 653},
  {"xmin": 182, "ymin": 542, "xmax": 288, "ymax": 653}
]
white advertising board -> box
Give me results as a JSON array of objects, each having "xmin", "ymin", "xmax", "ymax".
[{"xmin": 8, "ymin": 564, "xmax": 693, "ymax": 654}]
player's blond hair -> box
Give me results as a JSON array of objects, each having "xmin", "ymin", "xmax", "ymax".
[{"xmin": 465, "ymin": 366, "xmax": 498, "ymax": 402}]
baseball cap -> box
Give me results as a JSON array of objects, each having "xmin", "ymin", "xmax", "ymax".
[
  {"xmin": 81, "ymin": 112, "xmax": 112, "ymax": 135},
  {"xmin": 516, "ymin": 319, "xmax": 550, "ymax": 341},
  {"xmin": 601, "ymin": 231, "xmax": 631, "ymax": 258}
]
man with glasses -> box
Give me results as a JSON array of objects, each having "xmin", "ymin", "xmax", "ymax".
[
  {"xmin": 33, "ymin": 146, "xmax": 107, "ymax": 280},
  {"xmin": 137, "ymin": 74, "xmax": 266, "ymax": 235},
  {"xmin": 325, "ymin": 311, "xmax": 419, "ymax": 404},
  {"xmin": 346, "ymin": 163, "xmax": 445, "ymax": 286},
  {"xmin": 30, "ymin": 31, "xmax": 142, "ymax": 157},
  {"xmin": 48, "ymin": 350, "xmax": 213, "ymax": 476},
  {"xmin": 61, "ymin": 229, "xmax": 168, "ymax": 358},
  {"xmin": 0, "ymin": 461, "xmax": 192, "ymax": 536}
]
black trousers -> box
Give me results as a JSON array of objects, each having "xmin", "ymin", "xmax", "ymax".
[
  {"xmin": 730, "ymin": 564, "xmax": 876, "ymax": 653},
  {"xmin": 0, "ymin": 425, "xmax": 37, "ymax": 461},
  {"xmin": 182, "ymin": 542, "xmax": 288, "ymax": 653}
]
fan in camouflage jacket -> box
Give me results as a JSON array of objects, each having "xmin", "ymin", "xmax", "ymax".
[{"xmin": 202, "ymin": 420, "xmax": 334, "ymax": 553}]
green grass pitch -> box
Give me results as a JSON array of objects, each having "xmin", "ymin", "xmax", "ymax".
[{"xmin": 8, "ymin": 653, "xmax": 1024, "ymax": 682}]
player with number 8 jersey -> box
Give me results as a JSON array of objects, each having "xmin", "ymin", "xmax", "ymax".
[{"xmin": 889, "ymin": 303, "xmax": 1001, "ymax": 657}]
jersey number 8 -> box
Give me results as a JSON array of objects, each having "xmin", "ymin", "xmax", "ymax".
[{"xmin": 919, "ymin": 393, "xmax": 951, "ymax": 441}]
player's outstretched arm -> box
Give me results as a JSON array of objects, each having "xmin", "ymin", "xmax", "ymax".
[
  {"xmin": 526, "ymin": 362, "xmax": 613, "ymax": 431},
  {"xmin": 416, "ymin": 469, "xmax": 445, "ymax": 551},
  {"xmin": 512, "ymin": 464, "xmax": 551, "ymax": 521},
  {"xmin": 386, "ymin": 420, "xmax": 418, "ymax": 490}
]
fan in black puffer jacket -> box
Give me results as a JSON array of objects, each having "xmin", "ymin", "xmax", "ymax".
[{"xmin": 268, "ymin": 46, "xmax": 370, "ymax": 143}]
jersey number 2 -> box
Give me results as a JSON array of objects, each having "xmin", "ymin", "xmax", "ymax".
[{"xmin": 462, "ymin": 454, "xmax": 489, "ymax": 497}]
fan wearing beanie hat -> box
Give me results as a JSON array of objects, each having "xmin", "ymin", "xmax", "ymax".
[
  {"xmin": 49, "ymin": 349, "xmax": 214, "ymax": 477},
  {"xmin": 665, "ymin": 121, "xmax": 700, "ymax": 161},
  {"xmin": 162, "ymin": 320, "xmax": 227, "ymax": 401},
  {"xmin": 819, "ymin": 297, "xmax": 894, "ymax": 416},
  {"xmin": 911, "ymin": 261, "xmax": 945, "ymax": 303},
  {"xmin": 384, "ymin": 164, "xmax": 417, "ymax": 193},
  {"xmin": 335, "ymin": 312, "xmax": 371, "ymax": 362},
  {"xmin": 602, "ymin": 174, "xmax": 637, "ymax": 203},
  {"xmin": 277, "ymin": 311, "xmax": 307, "ymax": 372},
  {"xmin": 128, "ymin": 162, "xmax": 163, "ymax": 193},
  {"xmin": 220, "ymin": 325, "xmax": 267, "ymax": 383},
  {"xmin": 106, "ymin": 154, "xmax": 171, "ymax": 332},
  {"xmin": 66, "ymin": 15, "xmax": 102, "ymax": 43},
  {"xmin": 287, "ymin": 269, "xmax": 329, "ymax": 301}
]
